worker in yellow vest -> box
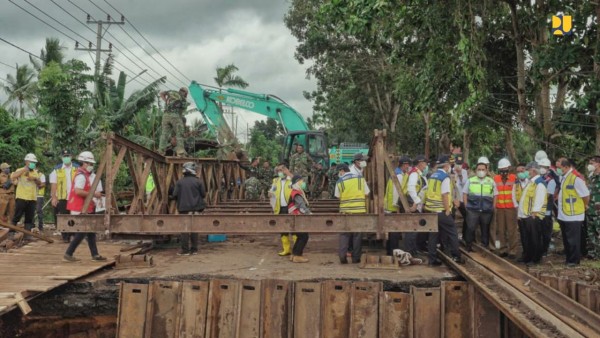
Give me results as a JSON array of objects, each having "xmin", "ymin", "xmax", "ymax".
[
  {"xmin": 384, "ymin": 156, "xmax": 411, "ymax": 255},
  {"xmin": 11, "ymin": 153, "xmax": 44, "ymax": 232},
  {"xmin": 49, "ymin": 150, "xmax": 79, "ymax": 242},
  {"xmin": 335, "ymin": 164, "xmax": 370, "ymax": 264},
  {"xmin": 517, "ymin": 162, "xmax": 548, "ymax": 266},
  {"xmin": 404, "ymin": 155, "xmax": 428, "ymax": 256},
  {"xmin": 269, "ymin": 164, "xmax": 294, "ymax": 256},
  {"xmin": 462, "ymin": 157, "xmax": 498, "ymax": 251},
  {"xmin": 556, "ymin": 158, "xmax": 590, "ymax": 267},
  {"xmin": 493, "ymin": 158, "xmax": 518, "ymax": 259},
  {"xmin": 424, "ymin": 155, "xmax": 463, "ymax": 265},
  {"xmin": 35, "ymin": 169, "xmax": 46, "ymax": 231}
]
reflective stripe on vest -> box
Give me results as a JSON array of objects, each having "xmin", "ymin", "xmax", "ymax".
[
  {"xmin": 384, "ymin": 179, "xmax": 399, "ymax": 212},
  {"xmin": 467, "ymin": 176, "xmax": 494, "ymax": 212},
  {"xmin": 273, "ymin": 178, "xmax": 292, "ymax": 214},
  {"xmin": 287, "ymin": 189, "xmax": 303, "ymax": 215},
  {"xmin": 494, "ymin": 174, "xmax": 516, "ymax": 208},
  {"xmin": 337, "ymin": 176, "xmax": 367, "ymax": 214},
  {"xmin": 522, "ymin": 181, "xmax": 547, "ymax": 219},
  {"xmin": 425, "ymin": 171, "xmax": 452, "ymax": 213},
  {"xmin": 561, "ymin": 173, "xmax": 585, "ymax": 216},
  {"xmin": 56, "ymin": 166, "xmax": 77, "ymax": 200}
]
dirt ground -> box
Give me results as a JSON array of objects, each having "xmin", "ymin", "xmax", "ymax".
[{"xmin": 87, "ymin": 234, "xmax": 457, "ymax": 287}]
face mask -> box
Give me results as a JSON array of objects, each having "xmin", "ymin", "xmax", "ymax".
[
  {"xmin": 86, "ymin": 165, "xmax": 94, "ymax": 173},
  {"xmin": 587, "ymin": 164, "xmax": 596, "ymax": 174},
  {"xmin": 28, "ymin": 162, "xmax": 36, "ymax": 170},
  {"xmin": 539, "ymin": 168, "xmax": 548, "ymax": 175},
  {"xmin": 422, "ymin": 166, "xmax": 429, "ymax": 176},
  {"xmin": 477, "ymin": 170, "xmax": 486, "ymax": 178},
  {"xmin": 278, "ymin": 172, "xmax": 285, "ymax": 179},
  {"xmin": 359, "ymin": 161, "xmax": 367, "ymax": 168},
  {"xmin": 62, "ymin": 157, "xmax": 72, "ymax": 165},
  {"xmin": 499, "ymin": 171, "xmax": 509, "ymax": 176},
  {"xmin": 300, "ymin": 182, "xmax": 307, "ymax": 190},
  {"xmin": 517, "ymin": 172, "xmax": 527, "ymax": 180},
  {"xmin": 556, "ymin": 168, "xmax": 563, "ymax": 176}
]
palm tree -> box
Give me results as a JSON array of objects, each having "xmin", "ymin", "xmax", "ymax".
[
  {"xmin": 30, "ymin": 38, "xmax": 66, "ymax": 71},
  {"xmin": 214, "ymin": 64, "xmax": 249, "ymax": 88},
  {"xmin": 1, "ymin": 64, "xmax": 37, "ymax": 119}
]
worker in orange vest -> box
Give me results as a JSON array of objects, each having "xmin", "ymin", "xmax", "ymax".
[{"xmin": 494, "ymin": 158, "xmax": 519, "ymax": 259}]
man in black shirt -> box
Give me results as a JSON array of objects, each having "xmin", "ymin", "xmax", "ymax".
[{"xmin": 173, "ymin": 162, "xmax": 206, "ymax": 255}]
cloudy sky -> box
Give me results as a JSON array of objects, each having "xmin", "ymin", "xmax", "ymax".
[{"xmin": 0, "ymin": 0, "xmax": 315, "ymax": 142}]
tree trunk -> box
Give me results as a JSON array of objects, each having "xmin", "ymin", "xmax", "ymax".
[
  {"xmin": 463, "ymin": 128, "xmax": 471, "ymax": 167},
  {"xmin": 505, "ymin": 127, "xmax": 518, "ymax": 164},
  {"xmin": 19, "ymin": 99, "xmax": 24, "ymax": 119},
  {"xmin": 596, "ymin": 2, "xmax": 600, "ymax": 154},
  {"xmin": 423, "ymin": 110, "xmax": 431, "ymax": 159}
]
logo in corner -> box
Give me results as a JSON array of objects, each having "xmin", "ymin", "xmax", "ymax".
[{"xmin": 552, "ymin": 15, "xmax": 572, "ymax": 36}]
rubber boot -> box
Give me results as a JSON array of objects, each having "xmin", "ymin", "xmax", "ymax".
[{"xmin": 278, "ymin": 235, "xmax": 292, "ymax": 256}]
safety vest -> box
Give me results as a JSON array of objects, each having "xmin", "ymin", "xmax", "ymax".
[
  {"xmin": 272, "ymin": 177, "xmax": 292, "ymax": 214},
  {"xmin": 383, "ymin": 173, "xmax": 409, "ymax": 212},
  {"xmin": 66, "ymin": 168, "xmax": 95, "ymax": 214},
  {"xmin": 408, "ymin": 168, "xmax": 423, "ymax": 192},
  {"xmin": 522, "ymin": 178, "xmax": 547, "ymax": 219},
  {"xmin": 37, "ymin": 173, "xmax": 46, "ymax": 197},
  {"xmin": 494, "ymin": 174, "xmax": 516, "ymax": 209},
  {"xmin": 14, "ymin": 168, "xmax": 40, "ymax": 201},
  {"xmin": 561, "ymin": 172, "xmax": 585, "ymax": 217},
  {"xmin": 337, "ymin": 174, "xmax": 367, "ymax": 214},
  {"xmin": 146, "ymin": 174, "xmax": 155, "ymax": 194},
  {"xmin": 55, "ymin": 165, "xmax": 78, "ymax": 200},
  {"xmin": 288, "ymin": 189, "xmax": 305, "ymax": 215},
  {"xmin": 466, "ymin": 176, "xmax": 494, "ymax": 212},
  {"xmin": 516, "ymin": 180, "xmax": 527, "ymax": 203},
  {"xmin": 424, "ymin": 170, "xmax": 452, "ymax": 213}
]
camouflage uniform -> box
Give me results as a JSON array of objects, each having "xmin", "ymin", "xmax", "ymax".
[
  {"xmin": 587, "ymin": 173, "xmax": 600, "ymax": 258},
  {"xmin": 310, "ymin": 166, "xmax": 326, "ymax": 199},
  {"xmin": 243, "ymin": 166, "xmax": 261, "ymax": 200},
  {"xmin": 327, "ymin": 167, "xmax": 339, "ymax": 198},
  {"xmin": 159, "ymin": 91, "xmax": 188, "ymax": 155},
  {"xmin": 289, "ymin": 152, "xmax": 314, "ymax": 182},
  {"xmin": 257, "ymin": 167, "xmax": 273, "ymax": 198}
]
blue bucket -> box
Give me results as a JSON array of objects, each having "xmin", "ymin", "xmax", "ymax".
[{"xmin": 208, "ymin": 234, "xmax": 227, "ymax": 242}]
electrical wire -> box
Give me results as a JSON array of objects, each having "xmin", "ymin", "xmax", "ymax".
[
  {"xmin": 0, "ymin": 60, "xmax": 16, "ymax": 69},
  {"xmin": 0, "ymin": 36, "xmax": 42, "ymax": 60}
]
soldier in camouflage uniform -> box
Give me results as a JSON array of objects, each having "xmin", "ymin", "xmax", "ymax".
[
  {"xmin": 241, "ymin": 158, "xmax": 261, "ymax": 200},
  {"xmin": 327, "ymin": 162, "xmax": 339, "ymax": 198},
  {"xmin": 289, "ymin": 144, "xmax": 314, "ymax": 185},
  {"xmin": 258, "ymin": 160, "xmax": 272, "ymax": 199},
  {"xmin": 159, "ymin": 87, "xmax": 189, "ymax": 156},
  {"xmin": 586, "ymin": 156, "xmax": 600, "ymax": 258},
  {"xmin": 310, "ymin": 162, "xmax": 326, "ymax": 199}
]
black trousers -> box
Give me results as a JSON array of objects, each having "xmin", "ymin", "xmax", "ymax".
[
  {"xmin": 181, "ymin": 210, "xmax": 203, "ymax": 253},
  {"xmin": 387, "ymin": 232, "xmax": 402, "ymax": 256},
  {"xmin": 465, "ymin": 210, "xmax": 493, "ymax": 247},
  {"xmin": 559, "ymin": 220, "xmax": 582, "ymax": 264},
  {"xmin": 522, "ymin": 217, "xmax": 543, "ymax": 264},
  {"xmin": 12, "ymin": 198, "xmax": 36, "ymax": 231},
  {"xmin": 403, "ymin": 211, "xmax": 426, "ymax": 254},
  {"xmin": 518, "ymin": 219, "xmax": 526, "ymax": 259},
  {"xmin": 541, "ymin": 215, "xmax": 553, "ymax": 255},
  {"xmin": 54, "ymin": 200, "xmax": 71, "ymax": 241},
  {"xmin": 339, "ymin": 233, "xmax": 362, "ymax": 262},
  {"xmin": 427, "ymin": 212, "xmax": 461, "ymax": 263},
  {"xmin": 292, "ymin": 233, "xmax": 309, "ymax": 256},
  {"xmin": 36, "ymin": 197, "xmax": 44, "ymax": 229},
  {"xmin": 66, "ymin": 233, "xmax": 99, "ymax": 257}
]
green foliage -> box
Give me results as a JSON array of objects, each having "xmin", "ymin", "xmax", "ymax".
[
  {"xmin": 1, "ymin": 63, "xmax": 37, "ymax": 119},
  {"xmin": 214, "ymin": 64, "xmax": 249, "ymax": 88},
  {"xmin": 247, "ymin": 118, "xmax": 284, "ymax": 164},
  {"xmin": 0, "ymin": 106, "xmax": 48, "ymax": 168}
]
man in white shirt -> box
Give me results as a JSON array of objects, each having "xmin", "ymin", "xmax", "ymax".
[
  {"xmin": 556, "ymin": 158, "xmax": 590, "ymax": 267},
  {"xmin": 49, "ymin": 150, "xmax": 78, "ymax": 242},
  {"xmin": 403, "ymin": 155, "xmax": 428, "ymax": 255},
  {"xmin": 517, "ymin": 162, "xmax": 548, "ymax": 266},
  {"xmin": 349, "ymin": 153, "xmax": 367, "ymax": 177}
]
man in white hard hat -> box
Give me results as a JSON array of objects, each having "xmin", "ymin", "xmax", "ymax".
[
  {"xmin": 10, "ymin": 154, "xmax": 44, "ymax": 232},
  {"xmin": 537, "ymin": 157, "xmax": 558, "ymax": 256},
  {"xmin": 63, "ymin": 151, "xmax": 106, "ymax": 262},
  {"xmin": 493, "ymin": 158, "xmax": 519, "ymax": 259},
  {"xmin": 49, "ymin": 149, "xmax": 79, "ymax": 243},
  {"xmin": 463, "ymin": 156, "xmax": 498, "ymax": 251},
  {"xmin": 518, "ymin": 161, "xmax": 548, "ymax": 266}
]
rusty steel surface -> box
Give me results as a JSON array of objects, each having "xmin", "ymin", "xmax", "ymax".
[
  {"xmin": 321, "ymin": 281, "xmax": 351, "ymax": 338},
  {"xmin": 206, "ymin": 279, "xmax": 239, "ymax": 338},
  {"xmin": 293, "ymin": 282, "xmax": 322, "ymax": 338},
  {"xmin": 349, "ymin": 281, "xmax": 380, "ymax": 338},
  {"xmin": 236, "ymin": 279, "xmax": 262, "ymax": 338},
  {"xmin": 144, "ymin": 280, "xmax": 182, "ymax": 338},
  {"xmin": 178, "ymin": 281, "xmax": 209, "ymax": 338},
  {"xmin": 261, "ymin": 280, "xmax": 292, "ymax": 338},
  {"xmin": 379, "ymin": 291, "xmax": 410, "ymax": 338},
  {"xmin": 57, "ymin": 213, "xmax": 437, "ymax": 234},
  {"xmin": 117, "ymin": 283, "xmax": 149, "ymax": 338},
  {"xmin": 441, "ymin": 281, "xmax": 472, "ymax": 338}
]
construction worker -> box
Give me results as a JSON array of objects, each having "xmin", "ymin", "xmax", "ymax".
[
  {"xmin": 50, "ymin": 150, "xmax": 79, "ymax": 243},
  {"xmin": 450, "ymin": 155, "xmax": 469, "ymax": 240},
  {"xmin": 586, "ymin": 156, "xmax": 600, "ymax": 259},
  {"xmin": 463, "ymin": 156, "xmax": 497, "ymax": 251},
  {"xmin": 556, "ymin": 158, "xmax": 590, "ymax": 267},
  {"xmin": 173, "ymin": 162, "xmax": 206, "ymax": 256},
  {"xmin": 159, "ymin": 87, "xmax": 189, "ymax": 156},
  {"xmin": 404, "ymin": 155, "xmax": 428, "ymax": 255},
  {"xmin": 63, "ymin": 151, "xmax": 106, "ymax": 262},
  {"xmin": 424, "ymin": 155, "xmax": 462, "ymax": 265},
  {"xmin": 0, "ymin": 163, "xmax": 15, "ymax": 224},
  {"xmin": 289, "ymin": 144, "xmax": 314, "ymax": 184},
  {"xmin": 11, "ymin": 153, "xmax": 44, "ymax": 232},
  {"xmin": 269, "ymin": 164, "xmax": 294, "ymax": 256},
  {"xmin": 288, "ymin": 175, "xmax": 311, "ymax": 263},
  {"xmin": 350, "ymin": 153, "xmax": 368, "ymax": 176},
  {"xmin": 335, "ymin": 164, "xmax": 370, "ymax": 264},
  {"xmin": 515, "ymin": 162, "xmax": 529, "ymax": 262},
  {"xmin": 538, "ymin": 158, "xmax": 558, "ymax": 255},
  {"xmin": 494, "ymin": 158, "xmax": 518, "ymax": 259},
  {"xmin": 35, "ymin": 168, "xmax": 46, "ymax": 231},
  {"xmin": 384, "ymin": 156, "xmax": 411, "ymax": 255},
  {"xmin": 517, "ymin": 162, "xmax": 547, "ymax": 266}
]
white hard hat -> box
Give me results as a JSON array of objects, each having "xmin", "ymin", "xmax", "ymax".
[
  {"xmin": 477, "ymin": 156, "xmax": 490, "ymax": 165},
  {"xmin": 538, "ymin": 158, "xmax": 551, "ymax": 167},
  {"xmin": 77, "ymin": 151, "xmax": 96, "ymax": 164},
  {"xmin": 534, "ymin": 150, "xmax": 548, "ymax": 163},
  {"xmin": 24, "ymin": 153, "xmax": 38, "ymax": 163},
  {"xmin": 498, "ymin": 158, "xmax": 511, "ymax": 169}
]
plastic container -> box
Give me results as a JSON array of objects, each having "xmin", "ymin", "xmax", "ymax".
[{"xmin": 208, "ymin": 234, "xmax": 227, "ymax": 242}]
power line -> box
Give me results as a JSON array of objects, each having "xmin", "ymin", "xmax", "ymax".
[
  {"xmin": 102, "ymin": 0, "xmax": 192, "ymax": 84},
  {"xmin": 0, "ymin": 60, "xmax": 16, "ymax": 69},
  {"xmin": 0, "ymin": 36, "xmax": 42, "ymax": 60}
]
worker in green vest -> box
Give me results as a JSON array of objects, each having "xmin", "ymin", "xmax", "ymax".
[{"xmin": 384, "ymin": 156, "xmax": 411, "ymax": 255}]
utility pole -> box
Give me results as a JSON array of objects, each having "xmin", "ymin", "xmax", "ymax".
[{"xmin": 75, "ymin": 14, "xmax": 124, "ymax": 91}]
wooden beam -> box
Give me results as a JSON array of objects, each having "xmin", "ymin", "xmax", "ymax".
[{"xmin": 0, "ymin": 220, "xmax": 53, "ymax": 243}]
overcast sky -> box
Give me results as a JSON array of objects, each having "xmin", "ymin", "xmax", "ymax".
[{"xmin": 0, "ymin": 0, "xmax": 315, "ymax": 142}]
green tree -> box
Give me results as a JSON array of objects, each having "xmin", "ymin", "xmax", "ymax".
[
  {"xmin": 214, "ymin": 64, "xmax": 249, "ymax": 88},
  {"xmin": 30, "ymin": 37, "xmax": 66, "ymax": 71},
  {"xmin": 1, "ymin": 64, "xmax": 37, "ymax": 119}
]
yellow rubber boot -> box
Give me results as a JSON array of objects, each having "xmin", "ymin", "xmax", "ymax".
[{"xmin": 278, "ymin": 235, "xmax": 292, "ymax": 256}]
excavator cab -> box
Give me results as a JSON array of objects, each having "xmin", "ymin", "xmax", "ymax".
[{"xmin": 283, "ymin": 131, "xmax": 330, "ymax": 168}]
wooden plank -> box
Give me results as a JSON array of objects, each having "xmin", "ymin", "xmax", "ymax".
[
  {"xmin": 261, "ymin": 279, "xmax": 292, "ymax": 338},
  {"xmin": 206, "ymin": 279, "xmax": 239, "ymax": 338},
  {"xmin": 117, "ymin": 283, "xmax": 149, "ymax": 338},
  {"xmin": 0, "ymin": 220, "xmax": 53, "ymax": 243},
  {"xmin": 321, "ymin": 280, "xmax": 351, "ymax": 338},
  {"xmin": 236, "ymin": 279, "xmax": 261, "ymax": 338},
  {"xmin": 350, "ymin": 281, "xmax": 381, "ymax": 338},
  {"xmin": 411, "ymin": 286, "xmax": 441, "ymax": 338},
  {"xmin": 379, "ymin": 291, "xmax": 410, "ymax": 338},
  {"xmin": 557, "ymin": 277, "xmax": 571, "ymax": 297},
  {"xmin": 294, "ymin": 282, "xmax": 322, "ymax": 338},
  {"xmin": 576, "ymin": 282, "xmax": 594, "ymax": 310},
  {"xmin": 540, "ymin": 274, "xmax": 559, "ymax": 290},
  {"xmin": 144, "ymin": 280, "xmax": 182, "ymax": 338},
  {"xmin": 442, "ymin": 281, "xmax": 471, "ymax": 338},
  {"xmin": 473, "ymin": 288, "xmax": 500, "ymax": 338},
  {"xmin": 178, "ymin": 280, "xmax": 209, "ymax": 338}
]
